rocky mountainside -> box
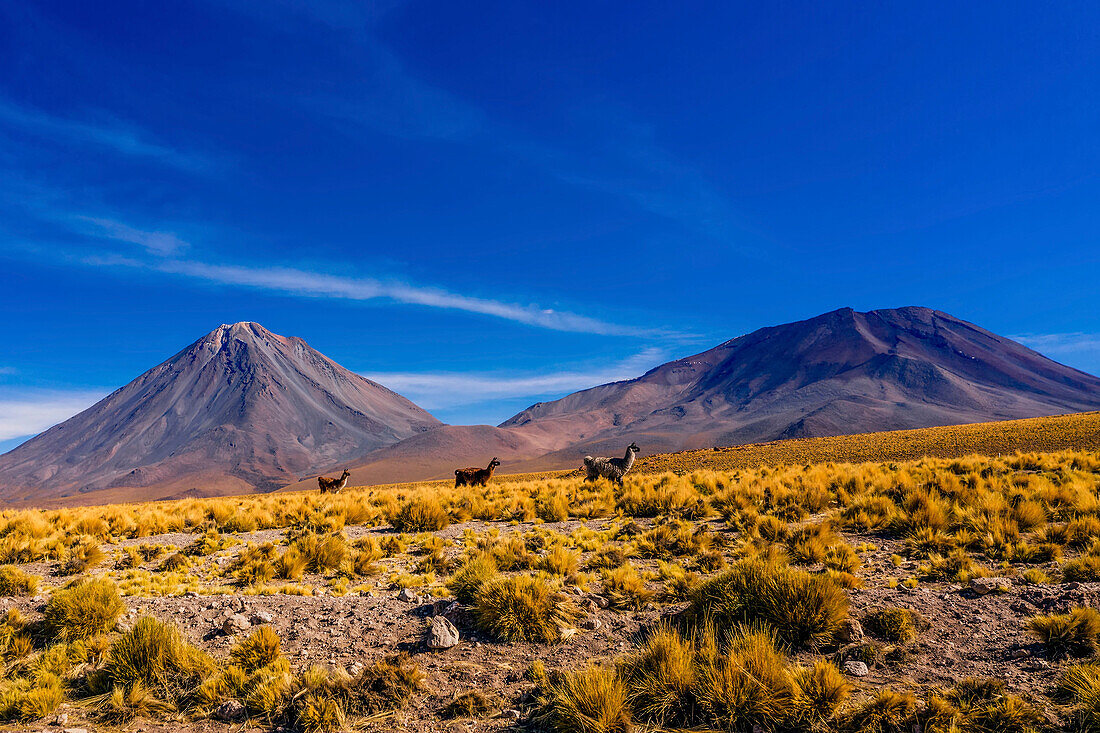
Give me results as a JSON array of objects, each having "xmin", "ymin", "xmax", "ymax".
[
  {"xmin": 497, "ymin": 306, "xmax": 1100, "ymax": 465},
  {"xmin": 0, "ymin": 323, "xmax": 440, "ymax": 502}
]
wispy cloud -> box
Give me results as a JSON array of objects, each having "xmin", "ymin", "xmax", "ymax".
[
  {"xmin": 86, "ymin": 254, "xmax": 658, "ymax": 336},
  {"xmin": 74, "ymin": 217, "xmax": 189, "ymax": 256},
  {"xmin": 1013, "ymin": 332, "xmax": 1100, "ymax": 355},
  {"xmin": 364, "ymin": 347, "xmax": 670, "ymax": 409},
  {"xmin": 0, "ymin": 367, "xmax": 16, "ymax": 376},
  {"xmin": 1013, "ymin": 332, "xmax": 1100, "ymax": 375},
  {"xmin": 0, "ymin": 97, "xmax": 208, "ymax": 172},
  {"xmin": 0, "ymin": 390, "xmax": 106, "ymax": 442}
]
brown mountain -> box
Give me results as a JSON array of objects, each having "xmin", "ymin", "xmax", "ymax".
[
  {"xmin": 0, "ymin": 322, "xmax": 440, "ymax": 503},
  {"xmin": 308, "ymin": 306, "xmax": 1100, "ymax": 486},
  {"xmin": 496, "ymin": 306, "xmax": 1100, "ymax": 466}
]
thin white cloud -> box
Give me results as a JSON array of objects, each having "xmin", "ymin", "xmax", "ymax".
[
  {"xmin": 0, "ymin": 367, "xmax": 16, "ymax": 376},
  {"xmin": 75, "ymin": 217, "xmax": 188, "ymax": 256},
  {"xmin": 1013, "ymin": 332, "xmax": 1100, "ymax": 376},
  {"xmin": 1014, "ymin": 332, "xmax": 1100, "ymax": 355},
  {"xmin": 364, "ymin": 347, "xmax": 670, "ymax": 409},
  {"xmin": 86, "ymin": 254, "xmax": 657, "ymax": 336},
  {"xmin": 0, "ymin": 97, "xmax": 207, "ymax": 172},
  {"xmin": 0, "ymin": 391, "xmax": 106, "ymax": 442}
]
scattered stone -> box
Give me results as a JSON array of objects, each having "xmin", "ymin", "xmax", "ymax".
[
  {"xmin": 589, "ymin": 594, "xmax": 610, "ymax": 609},
  {"xmin": 427, "ymin": 616, "xmax": 460, "ymax": 650},
  {"xmin": 213, "ymin": 699, "xmax": 246, "ymax": 722},
  {"xmin": 499, "ymin": 709, "xmax": 521, "ymax": 721},
  {"xmin": 836, "ymin": 618, "xmax": 863, "ymax": 644},
  {"xmin": 398, "ymin": 588, "xmax": 420, "ymax": 603},
  {"xmin": 222, "ymin": 614, "xmax": 251, "ymax": 635},
  {"xmin": 842, "ymin": 661, "xmax": 869, "ymax": 677},
  {"xmin": 250, "ymin": 611, "xmax": 274, "ymax": 625},
  {"xmin": 62, "ymin": 728, "xmax": 89, "ymax": 733},
  {"xmin": 581, "ymin": 616, "xmax": 602, "ymax": 630},
  {"xmin": 970, "ymin": 577, "xmax": 1013, "ymax": 596},
  {"xmin": 1007, "ymin": 648, "xmax": 1029, "ymax": 660}
]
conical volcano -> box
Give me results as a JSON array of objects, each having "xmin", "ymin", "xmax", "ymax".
[{"xmin": 0, "ymin": 322, "xmax": 440, "ymax": 502}]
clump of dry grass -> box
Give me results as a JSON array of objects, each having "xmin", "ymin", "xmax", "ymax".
[
  {"xmin": 1029, "ymin": 607, "xmax": 1100, "ymax": 658},
  {"xmin": 473, "ymin": 574, "xmax": 579, "ymax": 643},
  {"xmin": 231, "ymin": 625, "xmax": 282, "ymax": 672},
  {"xmin": 863, "ymin": 607, "xmax": 924, "ymax": 644},
  {"xmin": 447, "ymin": 552, "xmax": 498, "ymax": 603},
  {"xmin": 0, "ymin": 672, "xmax": 65, "ymax": 721},
  {"xmin": 44, "ymin": 579, "xmax": 124, "ymax": 641},
  {"xmin": 687, "ymin": 560, "xmax": 849, "ymax": 648},
  {"xmin": 840, "ymin": 689, "xmax": 917, "ymax": 733},
  {"xmin": 442, "ymin": 689, "xmax": 500, "ymax": 718},
  {"xmin": 92, "ymin": 616, "xmax": 215, "ymax": 707},
  {"xmin": 535, "ymin": 665, "xmax": 631, "ymax": 733},
  {"xmin": 0, "ymin": 566, "xmax": 38, "ymax": 596},
  {"xmin": 389, "ymin": 497, "xmax": 449, "ymax": 532},
  {"xmin": 58, "ymin": 536, "xmax": 105, "ymax": 575},
  {"xmin": 541, "ymin": 544, "xmax": 580, "ymax": 577},
  {"xmin": 601, "ymin": 564, "xmax": 654, "ymax": 611}
]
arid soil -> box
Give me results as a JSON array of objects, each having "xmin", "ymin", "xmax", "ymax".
[{"xmin": 1, "ymin": 514, "xmax": 1081, "ymax": 732}]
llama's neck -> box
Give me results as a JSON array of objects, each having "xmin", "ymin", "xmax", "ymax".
[
  {"xmin": 484, "ymin": 461, "xmax": 496, "ymax": 474},
  {"xmin": 621, "ymin": 449, "xmax": 636, "ymax": 471},
  {"xmin": 337, "ymin": 474, "xmax": 349, "ymax": 488}
]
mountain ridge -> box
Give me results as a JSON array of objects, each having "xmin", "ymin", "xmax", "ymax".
[{"xmin": 3, "ymin": 307, "xmax": 1099, "ymax": 503}]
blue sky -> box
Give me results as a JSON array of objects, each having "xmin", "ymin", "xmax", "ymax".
[{"xmin": 2, "ymin": 1, "xmax": 1099, "ymax": 452}]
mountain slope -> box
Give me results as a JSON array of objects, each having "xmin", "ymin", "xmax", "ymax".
[
  {"xmin": 499, "ymin": 306, "xmax": 1100, "ymax": 462},
  {"xmin": 0, "ymin": 323, "xmax": 440, "ymax": 501}
]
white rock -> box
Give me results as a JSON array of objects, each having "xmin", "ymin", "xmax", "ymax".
[
  {"xmin": 213, "ymin": 699, "xmax": 246, "ymax": 722},
  {"xmin": 427, "ymin": 616, "xmax": 460, "ymax": 649},
  {"xmin": 842, "ymin": 661, "xmax": 869, "ymax": 677},
  {"xmin": 222, "ymin": 613, "xmax": 251, "ymax": 635}
]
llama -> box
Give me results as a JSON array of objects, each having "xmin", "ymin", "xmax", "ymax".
[
  {"xmin": 318, "ymin": 468, "xmax": 351, "ymax": 494},
  {"xmin": 455, "ymin": 457, "xmax": 501, "ymax": 488},
  {"xmin": 583, "ymin": 442, "xmax": 639, "ymax": 485}
]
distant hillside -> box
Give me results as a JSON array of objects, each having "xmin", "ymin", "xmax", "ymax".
[
  {"xmin": 0, "ymin": 323, "xmax": 440, "ymax": 502},
  {"xmin": 497, "ymin": 306, "xmax": 1100, "ymax": 464},
  {"xmin": 276, "ymin": 410, "xmax": 1100, "ymax": 499}
]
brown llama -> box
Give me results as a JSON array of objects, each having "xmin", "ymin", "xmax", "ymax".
[
  {"xmin": 318, "ymin": 468, "xmax": 351, "ymax": 494},
  {"xmin": 455, "ymin": 457, "xmax": 501, "ymax": 488}
]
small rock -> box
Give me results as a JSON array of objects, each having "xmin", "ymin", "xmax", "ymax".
[
  {"xmin": 427, "ymin": 616, "xmax": 460, "ymax": 650},
  {"xmin": 62, "ymin": 729, "xmax": 89, "ymax": 733},
  {"xmin": 213, "ymin": 699, "xmax": 246, "ymax": 722},
  {"xmin": 499, "ymin": 709, "xmax": 521, "ymax": 721},
  {"xmin": 221, "ymin": 613, "xmax": 251, "ymax": 635},
  {"xmin": 398, "ymin": 588, "xmax": 420, "ymax": 603},
  {"xmin": 970, "ymin": 577, "xmax": 1013, "ymax": 596},
  {"xmin": 1007, "ymin": 648, "xmax": 1029, "ymax": 660},
  {"xmin": 581, "ymin": 617, "xmax": 602, "ymax": 630},
  {"xmin": 589, "ymin": 594, "xmax": 610, "ymax": 609},
  {"xmin": 250, "ymin": 611, "xmax": 274, "ymax": 625},
  {"xmin": 842, "ymin": 661, "xmax": 869, "ymax": 677},
  {"xmin": 836, "ymin": 618, "xmax": 863, "ymax": 644}
]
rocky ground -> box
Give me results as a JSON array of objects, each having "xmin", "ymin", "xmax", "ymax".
[{"xmin": 0, "ymin": 515, "xmax": 1083, "ymax": 732}]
